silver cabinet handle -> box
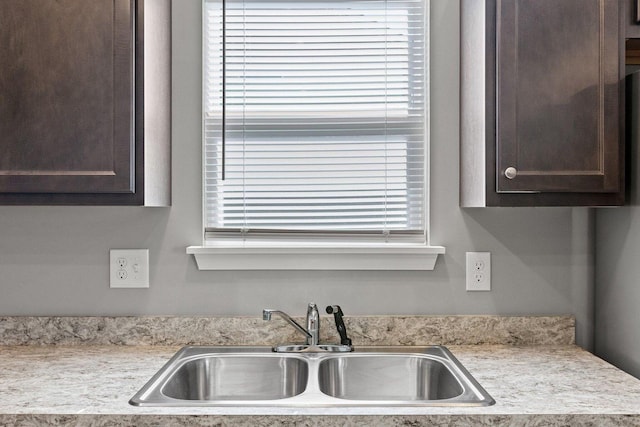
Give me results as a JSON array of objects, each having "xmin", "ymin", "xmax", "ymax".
[{"xmin": 504, "ymin": 167, "xmax": 517, "ymax": 179}]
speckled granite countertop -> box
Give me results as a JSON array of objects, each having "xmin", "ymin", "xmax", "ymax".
[
  {"xmin": 1, "ymin": 345, "xmax": 640, "ymax": 426},
  {"xmin": 0, "ymin": 316, "xmax": 639, "ymax": 426}
]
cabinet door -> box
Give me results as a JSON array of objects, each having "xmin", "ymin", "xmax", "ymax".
[
  {"xmin": 624, "ymin": 0, "xmax": 640, "ymax": 38},
  {"xmin": 0, "ymin": 0, "xmax": 134, "ymax": 194},
  {"xmin": 496, "ymin": 0, "xmax": 620, "ymax": 193}
]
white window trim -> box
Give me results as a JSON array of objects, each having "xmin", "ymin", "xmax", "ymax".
[
  {"xmin": 187, "ymin": 244, "xmax": 444, "ymax": 270},
  {"xmin": 187, "ymin": 0, "xmax": 445, "ymax": 270}
]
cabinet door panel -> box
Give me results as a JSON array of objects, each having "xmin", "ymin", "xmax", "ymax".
[
  {"xmin": 0, "ymin": 0, "xmax": 134, "ymax": 194},
  {"xmin": 496, "ymin": 0, "xmax": 620, "ymax": 193}
]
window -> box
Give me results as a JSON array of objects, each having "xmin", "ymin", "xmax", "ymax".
[{"xmin": 188, "ymin": 0, "xmax": 444, "ymax": 269}]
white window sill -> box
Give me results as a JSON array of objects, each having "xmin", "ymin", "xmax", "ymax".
[{"xmin": 186, "ymin": 244, "xmax": 445, "ymax": 270}]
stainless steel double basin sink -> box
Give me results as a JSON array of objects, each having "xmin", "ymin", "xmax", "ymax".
[{"xmin": 130, "ymin": 346, "xmax": 495, "ymax": 407}]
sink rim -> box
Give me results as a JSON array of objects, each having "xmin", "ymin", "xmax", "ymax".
[{"xmin": 129, "ymin": 345, "xmax": 495, "ymax": 407}]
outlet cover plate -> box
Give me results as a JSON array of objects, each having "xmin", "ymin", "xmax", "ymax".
[
  {"xmin": 466, "ymin": 252, "xmax": 491, "ymax": 291},
  {"xmin": 110, "ymin": 249, "xmax": 149, "ymax": 288}
]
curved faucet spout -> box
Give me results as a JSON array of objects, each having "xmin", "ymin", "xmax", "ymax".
[{"xmin": 262, "ymin": 309, "xmax": 312, "ymax": 341}]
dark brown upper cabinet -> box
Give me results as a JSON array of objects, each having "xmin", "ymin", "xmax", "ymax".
[
  {"xmin": 460, "ymin": 0, "xmax": 625, "ymax": 207},
  {"xmin": 0, "ymin": 0, "xmax": 170, "ymax": 205},
  {"xmin": 624, "ymin": 0, "xmax": 640, "ymax": 38}
]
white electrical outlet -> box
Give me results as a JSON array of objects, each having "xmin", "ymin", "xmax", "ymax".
[
  {"xmin": 110, "ymin": 249, "xmax": 149, "ymax": 288},
  {"xmin": 466, "ymin": 252, "xmax": 491, "ymax": 291}
]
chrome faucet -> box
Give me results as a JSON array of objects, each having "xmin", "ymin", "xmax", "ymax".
[
  {"xmin": 263, "ymin": 303, "xmax": 352, "ymax": 352},
  {"xmin": 263, "ymin": 302, "xmax": 320, "ymax": 346}
]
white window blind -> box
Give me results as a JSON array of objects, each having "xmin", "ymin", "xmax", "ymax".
[{"xmin": 203, "ymin": 0, "xmax": 427, "ymax": 243}]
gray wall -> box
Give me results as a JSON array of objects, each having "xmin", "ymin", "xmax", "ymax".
[
  {"xmin": 596, "ymin": 206, "xmax": 640, "ymax": 378},
  {"xmin": 595, "ymin": 71, "xmax": 640, "ymax": 378},
  {"xmin": 0, "ymin": 0, "xmax": 595, "ymax": 348}
]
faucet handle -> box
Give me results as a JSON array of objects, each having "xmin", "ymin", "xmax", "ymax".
[
  {"xmin": 326, "ymin": 305, "xmax": 352, "ymax": 346},
  {"xmin": 307, "ymin": 303, "xmax": 319, "ymax": 323},
  {"xmin": 306, "ymin": 303, "xmax": 320, "ymax": 346}
]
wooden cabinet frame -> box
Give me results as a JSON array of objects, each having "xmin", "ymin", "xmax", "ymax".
[
  {"xmin": 0, "ymin": 0, "xmax": 170, "ymax": 206},
  {"xmin": 460, "ymin": 0, "xmax": 625, "ymax": 207}
]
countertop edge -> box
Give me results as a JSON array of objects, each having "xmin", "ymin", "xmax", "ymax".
[{"xmin": 1, "ymin": 413, "xmax": 639, "ymax": 427}]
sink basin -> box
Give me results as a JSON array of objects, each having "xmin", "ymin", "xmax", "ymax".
[
  {"xmin": 318, "ymin": 354, "xmax": 463, "ymax": 401},
  {"xmin": 130, "ymin": 345, "xmax": 494, "ymax": 407},
  {"xmin": 162, "ymin": 354, "xmax": 308, "ymax": 400},
  {"xmin": 130, "ymin": 346, "xmax": 308, "ymax": 405}
]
